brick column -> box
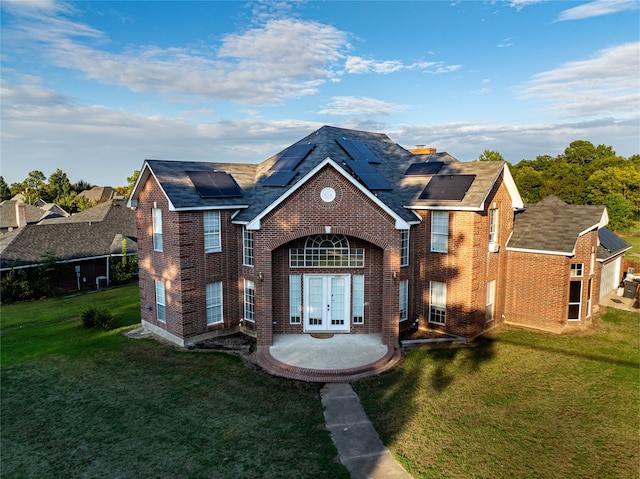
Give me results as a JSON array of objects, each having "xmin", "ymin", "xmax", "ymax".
[
  {"xmin": 254, "ymin": 243, "xmax": 273, "ymax": 349},
  {"xmin": 382, "ymin": 245, "xmax": 400, "ymax": 348}
]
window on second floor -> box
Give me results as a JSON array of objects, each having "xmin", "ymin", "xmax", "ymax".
[
  {"xmin": 489, "ymin": 208, "xmax": 498, "ymax": 244},
  {"xmin": 152, "ymin": 208, "xmax": 163, "ymax": 252},
  {"xmin": 431, "ymin": 211, "xmax": 449, "ymax": 253},
  {"xmin": 570, "ymin": 263, "xmax": 583, "ymax": 277},
  {"xmin": 243, "ymin": 228, "xmax": 254, "ymax": 266},
  {"xmin": 204, "ymin": 211, "xmax": 221, "ymax": 252},
  {"xmin": 400, "ymin": 230, "xmax": 409, "ymax": 267}
]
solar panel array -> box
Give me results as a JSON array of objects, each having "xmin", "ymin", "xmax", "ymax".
[
  {"xmin": 263, "ymin": 143, "xmax": 315, "ymax": 187},
  {"xmin": 599, "ymin": 226, "xmax": 629, "ymax": 253},
  {"xmin": 403, "ymin": 162, "xmax": 443, "ymax": 176},
  {"xmin": 187, "ymin": 171, "xmax": 243, "ymax": 198},
  {"xmin": 418, "ymin": 174, "xmax": 476, "ymax": 201},
  {"xmin": 336, "ymin": 138, "xmax": 392, "ymax": 190}
]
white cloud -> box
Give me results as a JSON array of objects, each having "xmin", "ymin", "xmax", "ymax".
[
  {"xmin": 345, "ymin": 56, "xmax": 459, "ymax": 75},
  {"xmin": 508, "ymin": 0, "xmax": 546, "ymax": 11},
  {"xmin": 318, "ymin": 96, "xmax": 409, "ymax": 116},
  {"xmin": 2, "ymin": 2, "xmax": 350, "ymax": 105},
  {"xmin": 554, "ymin": 0, "xmax": 638, "ymax": 21},
  {"xmin": 516, "ymin": 42, "xmax": 640, "ymax": 118}
]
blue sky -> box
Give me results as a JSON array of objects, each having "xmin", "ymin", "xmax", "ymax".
[{"xmin": 1, "ymin": 0, "xmax": 639, "ymax": 188}]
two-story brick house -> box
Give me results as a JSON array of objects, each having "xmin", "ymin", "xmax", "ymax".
[{"xmin": 128, "ymin": 125, "xmax": 628, "ymax": 376}]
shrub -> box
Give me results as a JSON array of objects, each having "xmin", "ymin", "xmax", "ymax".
[{"xmin": 81, "ymin": 307, "xmax": 112, "ymax": 330}]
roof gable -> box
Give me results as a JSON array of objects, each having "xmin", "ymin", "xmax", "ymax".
[{"xmin": 507, "ymin": 196, "xmax": 608, "ymax": 256}]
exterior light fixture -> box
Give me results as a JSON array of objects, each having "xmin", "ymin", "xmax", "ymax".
[{"xmin": 258, "ymin": 272, "xmax": 264, "ymax": 282}]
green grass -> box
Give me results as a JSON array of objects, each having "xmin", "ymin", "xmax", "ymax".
[
  {"xmin": 355, "ymin": 309, "xmax": 640, "ymax": 479},
  {"xmin": 1, "ymin": 286, "xmax": 349, "ymax": 479}
]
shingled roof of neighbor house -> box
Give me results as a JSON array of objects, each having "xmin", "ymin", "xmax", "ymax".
[
  {"xmin": 506, "ymin": 196, "xmax": 608, "ymax": 256},
  {"xmin": 129, "ymin": 125, "xmax": 524, "ymax": 225},
  {"xmin": 0, "ymin": 199, "xmax": 137, "ymax": 269},
  {"xmin": 0, "ymin": 200, "xmax": 59, "ymax": 229}
]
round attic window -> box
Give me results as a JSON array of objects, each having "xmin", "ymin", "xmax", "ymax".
[{"xmin": 320, "ymin": 187, "xmax": 336, "ymax": 203}]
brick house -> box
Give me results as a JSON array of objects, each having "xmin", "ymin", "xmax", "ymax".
[{"xmin": 128, "ymin": 125, "xmax": 628, "ymax": 357}]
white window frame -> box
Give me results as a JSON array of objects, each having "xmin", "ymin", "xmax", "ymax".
[
  {"xmin": 429, "ymin": 281, "xmax": 446, "ymax": 325},
  {"xmin": 204, "ymin": 211, "xmax": 221, "ymax": 253},
  {"xmin": 206, "ymin": 282, "xmax": 223, "ymax": 326},
  {"xmin": 152, "ymin": 208, "xmax": 163, "ymax": 252},
  {"xmin": 589, "ymin": 251, "xmax": 595, "ymax": 276},
  {"xmin": 489, "ymin": 208, "xmax": 498, "ymax": 245},
  {"xmin": 485, "ymin": 280, "xmax": 496, "ymax": 322},
  {"xmin": 570, "ymin": 263, "xmax": 583, "ymax": 277},
  {"xmin": 400, "ymin": 230, "xmax": 409, "ymax": 267},
  {"xmin": 399, "ymin": 279, "xmax": 409, "ymax": 322},
  {"xmin": 586, "ymin": 278, "xmax": 593, "ymax": 318},
  {"xmin": 289, "ymin": 275, "xmax": 301, "ymax": 324},
  {"xmin": 244, "ymin": 279, "xmax": 255, "ymax": 323},
  {"xmin": 243, "ymin": 228, "xmax": 254, "ymax": 266},
  {"xmin": 568, "ymin": 280, "xmax": 582, "ymax": 321},
  {"xmin": 352, "ymin": 274, "xmax": 365, "ymax": 324},
  {"xmin": 431, "ymin": 211, "xmax": 449, "ymax": 253},
  {"xmin": 155, "ymin": 280, "xmax": 166, "ymax": 323}
]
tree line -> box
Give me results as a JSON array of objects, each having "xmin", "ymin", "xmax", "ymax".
[
  {"xmin": 477, "ymin": 140, "xmax": 640, "ymax": 231},
  {"xmin": 0, "ymin": 169, "xmax": 139, "ymax": 214}
]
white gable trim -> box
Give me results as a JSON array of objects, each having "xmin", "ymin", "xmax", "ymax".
[
  {"xmin": 241, "ymin": 157, "xmax": 411, "ymax": 231},
  {"xmin": 127, "ymin": 161, "xmax": 176, "ymax": 210}
]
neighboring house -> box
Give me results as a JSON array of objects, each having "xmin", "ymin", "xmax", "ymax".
[
  {"xmin": 128, "ymin": 125, "xmax": 629, "ymax": 354},
  {"xmin": 34, "ymin": 198, "xmax": 70, "ymax": 219},
  {"xmin": 0, "ymin": 199, "xmax": 137, "ymax": 292},
  {"xmin": 0, "ymin": 200, "xmax": 62, "ymax": 233},
  {"xmin": 78, "ymin": 186, "xmax": 126, "ymax": 203}
]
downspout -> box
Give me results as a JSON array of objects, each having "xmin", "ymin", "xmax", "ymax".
[{"xmin": 106, "ymin": 256, "xmax": 110, "ymax": 286}]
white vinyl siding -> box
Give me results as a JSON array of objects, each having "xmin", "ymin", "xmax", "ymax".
[
  {"xmin": 289, "ymin": 275, "xmax": 301, "ymax": 324},
  {"xmin": 155, "ymin": 280, "xmax": 166, "ymax": 322},
  {"xmin": 400, "ymin": 230, "xmax": 409, "ymax": 267},
  {"xmin": 399, "ymin": 279, "xmax": 409, "ymax": 322},
  {"xmin": 152, "ymin": 208, "xmax": 163, "ymax": 252},
  {"xmin": 244, "ymin": 279, "xmax": 255, "ymax": 322},
  {"xmin": 431, "ymin": 211, "xmax": 449, "ymax": 253},
  {"xmin": 206, "ymin": 282, "xmax": 223, "ymax": 325},
  {"xmin": 204, "ymin": 211, "xmax": 221, "ymax": 252},
  {"xmin": 352, "ymin": 274, "xmax": 365, "ymax": 324},
  {"xmin": 429, "ymin": 281, "xmax": 446, "ymax": 325}
]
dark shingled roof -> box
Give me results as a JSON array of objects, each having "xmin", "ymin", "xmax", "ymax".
[
  {"xmin": 507, "ymin": 196, "xmax": 607, "ymax": 255},
  {"xmin": 0, "ymin": 200, "xmax": 58, "ymax": 229},
  {"xmin": 0, "ymin": 200, "xmax": 136, "ymax": 269},
  {"xmin": 131, "ymin": 125, "xmax": 520, "ymax": 226}
]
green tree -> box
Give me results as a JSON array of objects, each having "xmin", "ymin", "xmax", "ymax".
[
  {"xmin": 604, "ymin": 193, "xmax": 633, "ymax": 231},
  {"xmin": 512, "ymin": 165, "xmax": 543, "ymax": 203},
  {"xmin": 0, "ymin": 176, "xmax": 11, "ymax": 201},
  {"xmin": 477, "ymin": 150, "xmax": 505, "ymax": 162},
  {"xmin": 126, "ymin": 169, "xmax": 139, "ymax": 198},
  {"xmin": 73, "ymin": 179, "xmax": 93, "ymax": 193},
  {"xmin": 48, "ymin": 169, "xmax": 72, "ymax": 202},
  {"xmin": 23, "ymin": 170, "xmax": 47, "ymax": 204},
  {"xmin": 563, "ymin": 140, "xmax": 596, "ymax": 166}
]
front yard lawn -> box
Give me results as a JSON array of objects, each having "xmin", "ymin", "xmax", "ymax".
[
  {"xmin": 355, "ymin": 308, "xmax": 640, "ymax": 479},
  {"xmin": 1, "ymin": 286, "xmax": 349, "ymax": 479}
]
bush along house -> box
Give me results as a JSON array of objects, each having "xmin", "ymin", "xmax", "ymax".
[{"xmin": 128, "ymin": 126, "xmax": 629, "ymax": 376}]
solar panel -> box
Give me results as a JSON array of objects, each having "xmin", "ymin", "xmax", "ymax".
[
  {"xmin": 269, "ymin": 143, "xmax": 315, "ymax": 172},
  {"xmin": 599, "ymin": 227, "xmax": 630, "ymax": 253},
  {"xmin": 345, "ymin": 159, "xmax": 393, "ymax": 190},
  {"xmin": 336, "ymin": 138, "xmax": 382, "ymax": 163},
  {"xmin": 418, "ymin": 174, "xmax": 475, "ymax": 200},
  {"xmin": 262, "ymin": 170, "xmax": 297, "ymax": 187},
  {"xmin": 404, "ymin": 162, "xmax": 443, "ymax": 176},
  {"xmin": 187, "ymin": 171, "xmax": 243, "ymax": 198}
]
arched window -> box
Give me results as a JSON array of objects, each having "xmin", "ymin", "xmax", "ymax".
[{"xmin": 290, "ymin": 235, "xmax": 364, "ymax": 268}]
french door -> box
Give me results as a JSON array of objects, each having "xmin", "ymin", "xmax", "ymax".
[{"xmin": 304, "ymin": 274, "xmax": 350, "ymax": 332}]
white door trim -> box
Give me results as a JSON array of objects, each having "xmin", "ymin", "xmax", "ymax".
[{"xmin": 303, "ymin": 274, "xmax": 351, "ymax": 332}]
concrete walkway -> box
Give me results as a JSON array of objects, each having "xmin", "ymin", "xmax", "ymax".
[{"xmin": 321, "ymin": 383, "xmax": 413, "ymax": 479}]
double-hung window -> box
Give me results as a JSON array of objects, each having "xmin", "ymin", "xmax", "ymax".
[
  {"xmin": 399, "ymin": 279, "xmax": 409, "ymax": 322},
  {"xmin": 204, "ymin": 211, "xmax": 221, "ymax": 252},
  {"xmin": 431, "ymin": 211, "xmax": 449, "ymax": 253},
  {"xmin": 206, "ymin": 282, "xmax": 223, "ymax": 325},
  {"xmin": 152, "ymin": 208, "xmax": 163, "ymax": 252},
  {"xmin": 485, "ymin": 280, "xmax": 496, "ymax": 322},
  {"xmin": 244, "ymin": 279, "xmax": 255, "ymax": 322},
  {"xmin": 155, "ymin": 280, "xmax": 166, "ymax": 322},
  {"xmin": 243, "ymin": 228, "xmax": 254, "ymax": 266},
  {"xmin": 489, "ymin": 208, "xmax": 498, "ymax": 245},
  {"xmin": 429, "ymin": 281, "xmax": 446, "ymax": 325},
  {"xmin": 400, "ymin": 230, "xmax": 409, "ymax": 267}
]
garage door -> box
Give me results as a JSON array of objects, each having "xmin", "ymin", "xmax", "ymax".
[{"xmin": 600, "ymin": 256, "xmax": 622, "ymax": 299}]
